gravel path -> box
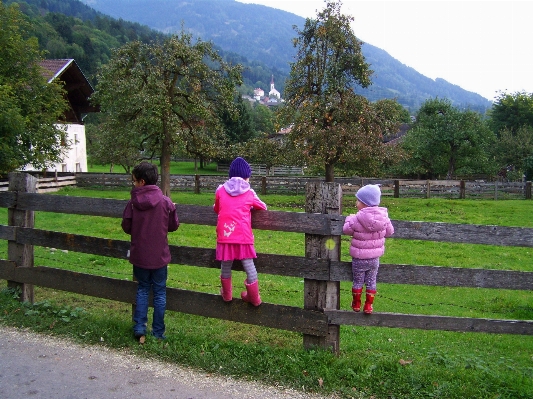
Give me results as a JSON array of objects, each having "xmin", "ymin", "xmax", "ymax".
[{"xmin": 0, "ymin": 325, "xmax": 339, "ymax": 399}]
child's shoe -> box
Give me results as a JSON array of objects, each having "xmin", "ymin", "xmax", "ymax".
[
  {"xmin": 220, "ymin": 277, "xmax": 233, "ymax": 301},
  {"xmin": 351, "ymin": 288, "xmax": 363, "ymax": 312},
  {"xmin": 241, "ymin": 279, "xmax": 262, "ymax": 306},
  {"xmin": 363, "ymin": 290, "xmax": 376, "ymax": 314}
]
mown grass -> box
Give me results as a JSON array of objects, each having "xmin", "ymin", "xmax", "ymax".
[
  {"xmin": 87, "ymin": 160, "xmax": 223, "ymax": 175},
  {"xmin": 1, "ymin": 187, "xmax": 532, "ymax": 398}
]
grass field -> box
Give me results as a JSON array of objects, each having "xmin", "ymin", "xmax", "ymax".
[
  {"xmin": 1, "ymin": 187, "xmax": 532, "ymax": 398},
  {"xmin": 87, "ymin": 160, "xmax": 223, "ymax": 175}
]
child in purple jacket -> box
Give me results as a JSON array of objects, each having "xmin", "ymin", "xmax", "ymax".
[
  {"xmin": 343, "ymin": 184, "xmax": 394, "ymax": 314},
  {"xmin": 214, "ymin": 157, "xmax": 267, "ymax": 306},
  {"xmin": 122, "ymin": 162, "xmax": 179, "ymax": 341}
]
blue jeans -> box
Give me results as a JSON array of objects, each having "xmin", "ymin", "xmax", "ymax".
[{"xmin": 133, "ymin": 265, "xmax": 167, "ymax": 339}]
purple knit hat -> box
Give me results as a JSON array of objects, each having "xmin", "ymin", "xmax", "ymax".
[
  {"xmin": 228, "ymin": 157, "xmax": 251, "ymax": 179},
  {"xmin": 356, "ymin": 184, "xmax": 381, "ymax": 207}
]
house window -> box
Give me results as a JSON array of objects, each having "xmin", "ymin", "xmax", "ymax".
[
  {"xmin": 76, "ymin": 163, "xmax": 81, "ymax": 173},
  {"xmin": 62, "ymin": 164, "xmax": 67, "ymax": 172}
]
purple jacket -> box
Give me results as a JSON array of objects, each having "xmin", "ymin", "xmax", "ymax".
[
  {"xmin": 122, "ymin": 185, "xmax": 179, "ymax": 269},
  {"xmin": 343, "ymin": 206, "xmax": 394, "ymax": 259},
  {"xmin": 214, "ymin": 177, "xmax": 267, "ymax": 244}
]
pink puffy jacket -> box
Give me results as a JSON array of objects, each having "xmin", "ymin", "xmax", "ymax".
[
  {"xmin": 214, "ymin": 177, "xmax": 267, "ymax": 244},
  {"xmin": 343, "ymin": 206, "xmax": 394, "ymax": 259}
]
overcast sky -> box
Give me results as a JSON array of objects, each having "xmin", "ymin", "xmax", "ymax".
[{"xmin": 237, "ymin": 0, "xmax": 531, "ymax": 101}]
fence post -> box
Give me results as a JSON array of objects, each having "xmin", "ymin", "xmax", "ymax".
[
  {"xmin": 426, "ymin": 180, "xmax": 431, "ymax": 199},
  {"xmin": 526, "ymin": 181, "xmax": 531, "ymax": 200},
  {"xmin": 459, "ymin": 180, "xmax": 466, "ymax": 199},
  {"xmin": 303, "ymin": 181, "xmax": 341, "ymax": 354},
  {"xmin": 7, "ymin": 172, "xmax": 37, "ymax": 303},
  {"xmin": 394, "ymin": 180, "xmax": 399, "ymax": 198}
]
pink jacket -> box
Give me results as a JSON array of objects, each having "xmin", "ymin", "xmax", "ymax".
[
  {"xmin": 214, "ymin": 177, "xmax": 267, "ymax": 244},
  {"xmin": 343, "ymin": 206, "xmax": 394, "ymax": 259}
]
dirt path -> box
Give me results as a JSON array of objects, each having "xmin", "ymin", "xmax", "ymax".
[{"xmin": 0, "ymin": 325, "xmax": 338, "ymax": 399}]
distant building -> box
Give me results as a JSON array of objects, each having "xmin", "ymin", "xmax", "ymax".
[
  {"xmin": 253, "ymin": 88, "xmax": 264, "ymax": 101},
  {"xmin": 268, "ymin": 75, "xmax": 280, "ymax": 99},
  {"xmin": 23, "ymin": 59, "xmax": 98, "ymax": 173}
]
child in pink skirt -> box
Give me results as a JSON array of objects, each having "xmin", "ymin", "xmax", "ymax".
[{"xmin": 214, "ymin": 157, "xmax": 267, "ymax": 306}]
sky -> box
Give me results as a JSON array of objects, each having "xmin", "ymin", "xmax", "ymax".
[{"xmin": 237, "ymin": 0, "xmax": 532, "ymax": 101}]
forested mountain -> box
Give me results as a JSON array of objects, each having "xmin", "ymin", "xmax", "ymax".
[
  {"xmin": 7, "ymin": 0, "xmax": 492, "ymax": 113},
  {"xmin": 79, "ymin": 0, "xmax": 492, "ymax": 113},
  {"xmin": 5, "ymin": 0, "xmax": 283, "ymax": 95}
]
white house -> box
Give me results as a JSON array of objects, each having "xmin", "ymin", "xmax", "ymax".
[
  {"xmin": 253, "ymin": 87, "xmax": 265, "ymax": 101},
  {"xmin": 23, "ymin": 59, "xmax": 98, "ymax": 173}
]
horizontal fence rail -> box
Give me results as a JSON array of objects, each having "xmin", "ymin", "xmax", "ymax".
[{"xmin": 1, "ymin": 173, "xmax": 532, "ymax": 354}]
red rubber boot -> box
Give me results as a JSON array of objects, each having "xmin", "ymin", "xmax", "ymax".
[
  {"xmin": 363, "ymin": 290, "xmax": 377, "ymax": 314},
  {"xmin": 351, "ymin": 288, "xmax": 363, "ymax": 312}
]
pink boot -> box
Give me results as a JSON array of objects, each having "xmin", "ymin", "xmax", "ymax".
[
  {"xmin": 241, "ymin": 280, "xmax": 262, "ymax": 306},
  {"xmin": 220, "ymin": 277, "xmax": 232, "ymax": 302}
]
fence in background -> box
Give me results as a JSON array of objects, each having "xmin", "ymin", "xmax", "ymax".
[{"xmin": 1, "ymin": 172, "xmax": 532, "ymax": 353}]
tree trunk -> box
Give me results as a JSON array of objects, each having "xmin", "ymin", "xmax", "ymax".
[
  {"xmin": 160, "ymin": 137, "xmax": 172, "ymax": 197},
  {"xmin": 325, "ymin": 162, "xmax": 335, "ymax": 182},
  {"xmin": 447, "ymin": 153, "xmax": 457, "ymax": 180}
]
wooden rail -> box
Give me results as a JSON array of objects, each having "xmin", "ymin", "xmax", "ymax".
[{"xmin": 1, "ymin": 172, "xmax": 532, "ymax": 354}]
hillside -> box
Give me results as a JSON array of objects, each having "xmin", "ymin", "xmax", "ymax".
[{"xmin": 80, "ymin": 0, "xmax": 492, "ymax": 113}]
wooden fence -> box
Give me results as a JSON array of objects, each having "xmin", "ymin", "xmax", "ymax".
[{"xmin": 1, "ymin": 173, "xmax": 532, "ymax": 353}]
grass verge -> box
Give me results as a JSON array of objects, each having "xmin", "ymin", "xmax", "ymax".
[{"xmin": 1, "ymin": 189, "xmax": 532, "ymax": 398}]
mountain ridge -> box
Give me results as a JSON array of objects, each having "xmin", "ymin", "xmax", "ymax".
[{"xmin": 80, "ymin": 0, "xmax": 491, "ymax": 112}]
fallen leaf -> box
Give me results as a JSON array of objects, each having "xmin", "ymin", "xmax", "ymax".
[
  {"xmin": 318, "ymin": 378, "xmax": 323, "ymax": 387},
  {"xmin": 399, "ymin": 359, "xmax": 413, "ymax": 366}
]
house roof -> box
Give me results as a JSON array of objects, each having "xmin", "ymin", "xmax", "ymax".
[{"xmin": 39, "ymin": 59, "xmax": 99, "ymax": 123}]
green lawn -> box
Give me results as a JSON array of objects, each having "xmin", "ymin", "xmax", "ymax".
[
  {"xmin": 1, "ymin": 188, "xmax": 532, "ymax": 398},
  {"xmin": 88, "ymin": 160, "xmax": 223, "ymax": 175}
]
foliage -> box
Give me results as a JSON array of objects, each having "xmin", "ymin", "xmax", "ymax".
[
  {"xmin": 490, "ymin": 91, "xmax": 533, "ymax": 134},
  {"xmin": 280, "ymin": 1, "xmax": 406, "ymax": 181},
  {"xmin": 493, "ymin": 125, "xmax": 533, "ymax": 172},
  {"xmin": 85, "ymin": 120, "xmax": 141, "ymax": 174},
  {"xmin": 398, "ymin": 98, "xmax": 495, "ymax": 179},
  {"xmin": 250, "ymin": 103, "xmax": 275, "ymax": 135},
  {"xmin": 219, "ymin": 95, "xmax": 256, "ymax": 144},
  {"xmin": 92, "ymin": 33, "xmax": 243, "ymax": 195},
  {"xmin": 0, "ymin": 2, "xmax": 69, "ymax": 173}
]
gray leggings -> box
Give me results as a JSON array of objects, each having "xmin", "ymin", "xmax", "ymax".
[
  {"xmin": 220, "ymin": 259, "xmax": 258, "ymax": 283},
  {"xmin": 352, "ymin": 257, "xmax": 380, "ymax": 291}
]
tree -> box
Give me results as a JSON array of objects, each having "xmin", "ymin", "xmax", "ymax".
[
  {"xmin": 490, "ymin": 91, "xmax": 533, "ymax": 135},
  {"xmin": 0, "ymin": 2, "xmax": 68, "ymax": 173},
  {"xmin": 220, "ymin": 95, "xmax": 255, "ymax": 144},
  {"xmin": 251, "ymin": 103, "xmax": 275, "ymax": 135},
  {"xmin": 92, "ymin": 33, "xmax": 242, "ymax": 195},
  {"xmin": 493, "ymin": 125, "xmax": 533, "ymax": 174},
  {"xmin": 400, "ymin": 98, "xmax": 494, "ymax": 179},
  {"xmin": 85, "ymin": 120, "xmax": 141, "ymax": 173},
  {"xmin": 279, "ymin": 0, "xmax": 401, "ymax": 181}
]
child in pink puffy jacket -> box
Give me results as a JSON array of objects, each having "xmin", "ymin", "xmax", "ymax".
[
  {"xmin": 214, "ymin": 157, "xmax": 267, "ymax": 306},
  {"xmin": 343, "ymin": 184, "xmax": 394, "ymax": 314}
]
